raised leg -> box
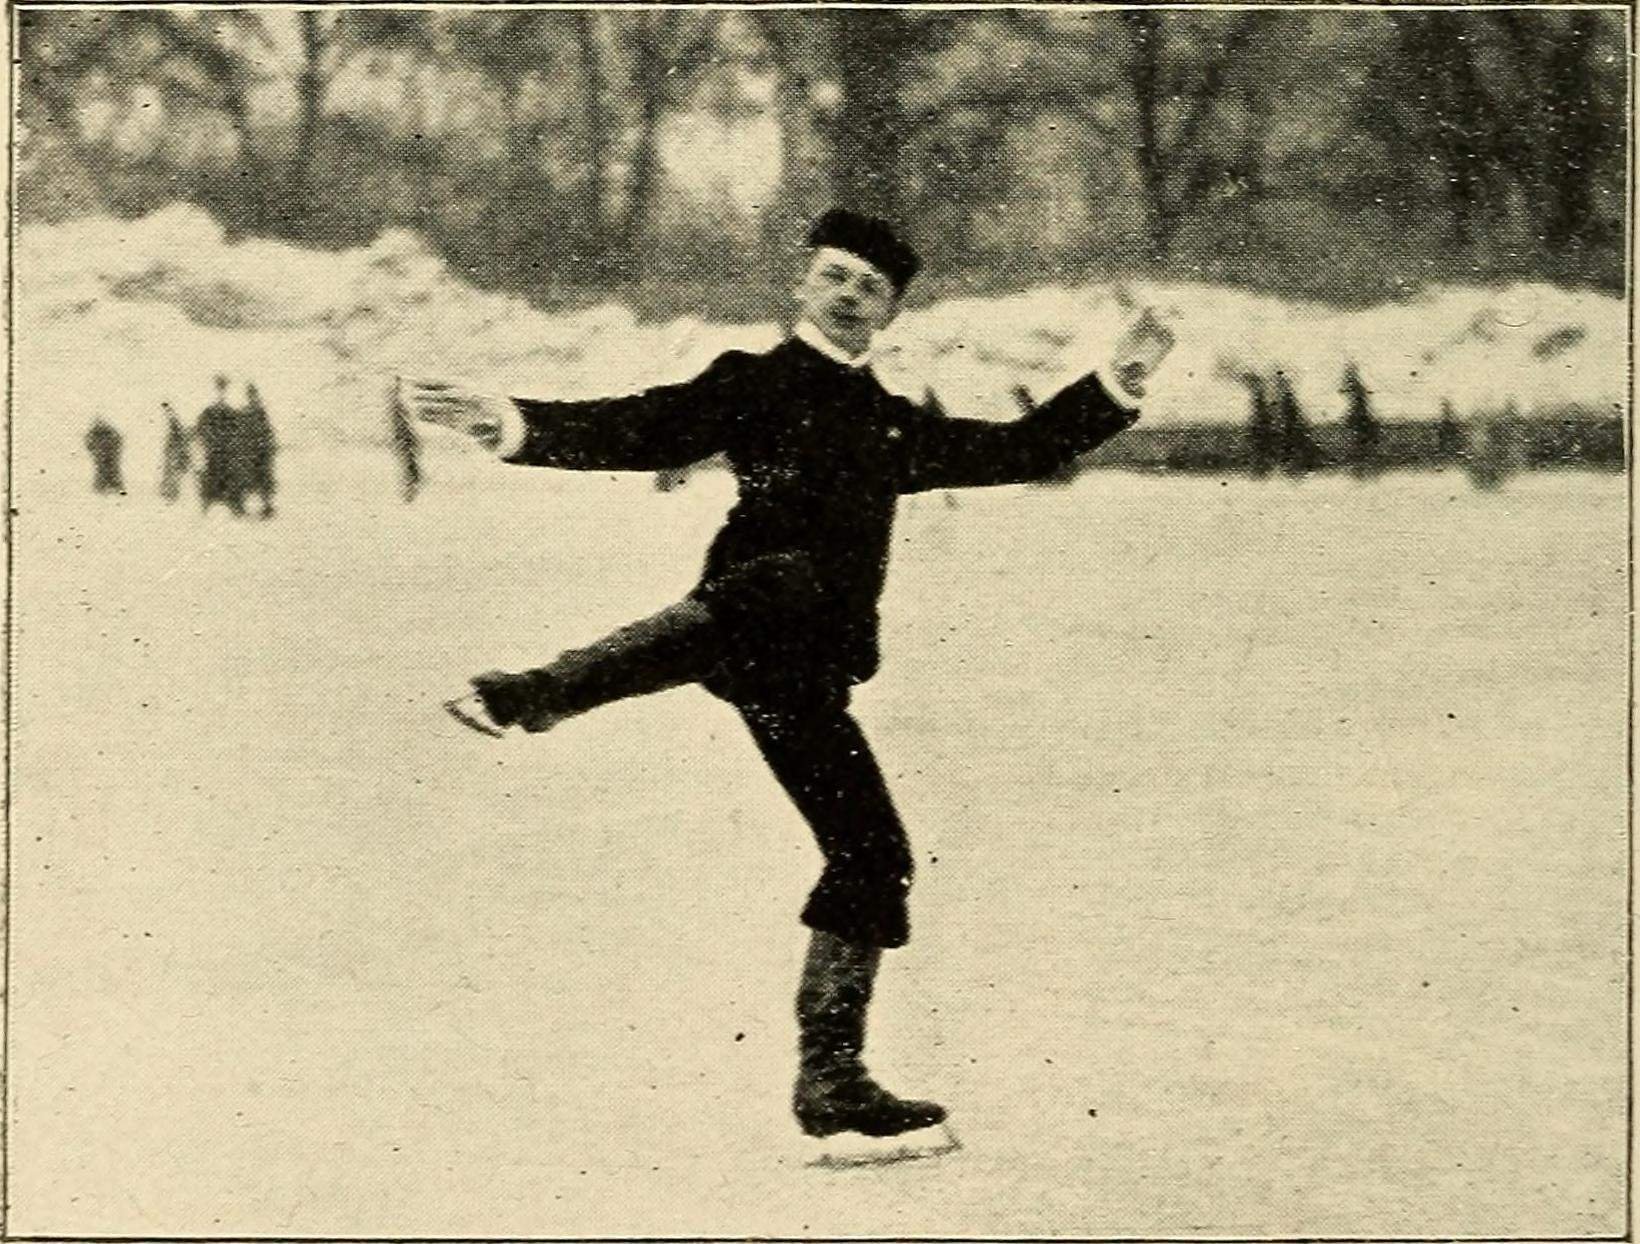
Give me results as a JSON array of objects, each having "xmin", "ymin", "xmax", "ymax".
[{"xmin": 466, "ymin": 598, "xmax": 724, "ymax": 733}]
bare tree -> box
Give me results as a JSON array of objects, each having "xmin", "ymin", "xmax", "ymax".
[
  {"xmin": 810, "ymin": 11, "xmax": 953, "ymax": 221},
  {"xmin": 890, "ymin": 9, "xmax": 1281, "ymax": 269},
  {"xmin": 292, "ymin": 13, "xmax": 328, "ymax": 218},
  {"xmin": 439, "ymin": 10, "xmax": 719, "ymax": 287},
  {"xmin": 1116, "ymin": 11, "xmax": 1271, "ymax": 263},
  {"xmin": 573, "ymin": 12, "xmax": 612, "ymax": 266},
  {"xmin": 1488, "ymin": 10, "xmax": 1621, "ymax": 264},
  {"xmin": 438, "ymin": 12, "xmax": 579, "ymax": 286},
  {"xmin": 1354, "ymin": 8, "xmax": 1621, "ymax": 274},
  {"xmin": 18, "ymin": 9, "xmax": 271, "ymax": 217},
  {"xmin": 286, "ymin": 10, "xmax": 440, "ymax": 231},
  {"xmin": 746, "ymin": 13, "xmax": 833, "ymax": 264},
  {"xmin": 1367, "ymin": 13, "xmax": 1508, "ymax": 247},
  {"xmin": 629, "ymin": 15, "xmax": 720, "ymax": 258}
]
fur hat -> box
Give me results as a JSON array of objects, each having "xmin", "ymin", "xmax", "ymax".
[{"xmin": 807, "ymin": 209, "xmax": 920, "ymax": 293}]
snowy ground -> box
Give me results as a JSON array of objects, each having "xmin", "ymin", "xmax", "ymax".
[
  {"xmin": 7, "ymin": 447, "xmax": 1626, "ymax": 1237},
  {"xmin": 16, "ymin": 205, "xmax": 1627, "ymax": 476}
]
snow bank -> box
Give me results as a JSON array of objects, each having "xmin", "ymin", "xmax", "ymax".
[{"xmin": 15, "ymin": 205, "xmax": 1626, "ymax": 471}]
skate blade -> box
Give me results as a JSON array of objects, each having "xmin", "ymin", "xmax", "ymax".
[
  {"xmin": 443, "ymin": 694, "xmax": 505, "ymax": 738},
  {"xmin": 804, "ymin": 1121, "xmax": 960, "ymax": 1170}
]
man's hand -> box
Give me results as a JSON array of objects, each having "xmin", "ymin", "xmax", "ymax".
[
  {"xmin": 1109, "ymin": 309, "xmax": 1175, "ymax": 402},
  {"xmin": 400, "ymin": 376, "xmax": 512, "ymax": 449},
  {"xmin": 1114, "ymin": 361, "xmax": 1149, "ymax": 401}
]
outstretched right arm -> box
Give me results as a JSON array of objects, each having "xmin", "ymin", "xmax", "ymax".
[{"xmin": 404, "ymin": 352, "xmax": 750, "ymax": 473}]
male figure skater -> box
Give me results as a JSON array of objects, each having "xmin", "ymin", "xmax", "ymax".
[{"xmin": 407, "ymin": 209, "xmax": 1159, "ymax": 1148}]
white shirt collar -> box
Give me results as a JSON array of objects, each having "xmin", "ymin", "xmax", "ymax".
[{"xmin": 794, "ymin": 319, "xmax": 872, "ymax": 369}]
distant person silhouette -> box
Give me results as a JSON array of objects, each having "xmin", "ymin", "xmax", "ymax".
[
  {"xmin": 1340, "ymin": 363, "xmax": 1381, "ymax": 478},
  {"xmin": 1236, "ymin": 371, "xmax": 1277, "ymax": 477},
  {"xmin": 388, "ymin": 380, "xmax": 422, "ymax": 502},
  {"xmin": 84, "ymin": 418, "xmax": 125, "ymax": 496},
  {"xmin": 196, "ymin": 375, "xmax": 245, "ymax": 516},
  {"xmin": 241, "ymin": 383, "xmax": 278, "ymax": 519},
  {"xmin": 159, "ymin": 403, "xmax": 192, "ymax": 502},
  {"xmin": 1273, "ymin": 369, "xmax": 1322, "ymax": 476}
]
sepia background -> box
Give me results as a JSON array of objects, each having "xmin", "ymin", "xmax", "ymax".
[{"xmin": 8, "ymin": 3, "xmax": 1629, "ymax": 1237}]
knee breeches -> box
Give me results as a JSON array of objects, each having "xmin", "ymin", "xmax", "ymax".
[
  {"xmin": 513, "ymin": 600, "xmax": 915, "ymax": 949},
  {"xmin": 736, "ymin": 699, "xmax": 914, "ymax": 950}
]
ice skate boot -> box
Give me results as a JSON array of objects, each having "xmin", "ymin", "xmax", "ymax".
[
  {"xmin": 794, "ymin": 1069, "xmax": 947, "ymax": 1139},
  {"xmin": 793, "ymin": 931, "xmax": 956, "ymax": 1165},
  {"xmin": 445, "ymin": 669, "xmax": 569, "ymax": 737}
]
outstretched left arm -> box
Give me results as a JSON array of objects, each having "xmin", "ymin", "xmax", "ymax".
[{"xmin": 895, "ymin": 371, "xmax": 1140, "ymax": 493}]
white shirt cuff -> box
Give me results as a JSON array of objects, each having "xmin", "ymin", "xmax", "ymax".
[
  {"xmin": 493, "ymin": 399, "xmax": 528, "ymax": 458},
  {"xmin": 1101, "ymin": 370, "xmax": 1141, "ymax": 416}
]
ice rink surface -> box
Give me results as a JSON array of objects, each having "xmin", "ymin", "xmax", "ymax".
[{"xmin": 8, "ymin": 453, "xmax": 1627, "ymax": 1237}]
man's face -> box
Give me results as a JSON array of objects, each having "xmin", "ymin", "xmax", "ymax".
[{"xmin": 795, "ymin": 247, "xmax": 900, "ymax": 357}]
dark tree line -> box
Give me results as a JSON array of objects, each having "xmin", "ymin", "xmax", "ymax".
[
  {"xmin": 18, "ymin": 8, "xmax": 1626, "ymax": 315},
  {"xmin": 1361, "ymin": 10, "xmax": 1623, "ymax": 279}
]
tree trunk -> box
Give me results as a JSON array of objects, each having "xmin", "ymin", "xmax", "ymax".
[
  {"xmin": 1541, "ymin": 12, "xmax": 1602, "ymax": 259},
  {"xmin": 751, "ymin": 14, "xmax": 830, "ymax": 271},
  {"xmin": 1119, "ymin": 12, "xmax": 1173, "ymax": 262},
  {"xmin": 293, "ymin": 12, "xmax": 327, "ymax": 229},
  {"xmin": 1394, "ymin": 13, "xmax": 1507, "ymax": 251},
  {"xmin": 1435, "ymin": 15, "xmax": 1490, "ymax": 247},
  {"xmin": 824, "ymin": 11, "xmax": 911, "ymax": 219},
  {"xmin": 615, "ymin": 14, "xmax": 669, "ymax": 284},
  {"xmin": 216, "ymin": 71, "xmax": 268, "ymax": 233},
  {"xmin": 576, "ymin": 13, "xmax": 610, "ymax": 277}
]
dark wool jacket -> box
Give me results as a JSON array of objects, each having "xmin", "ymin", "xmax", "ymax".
[{"xmin": 505, "ymin": 336, "xmax": 1137, "ymax": 707}]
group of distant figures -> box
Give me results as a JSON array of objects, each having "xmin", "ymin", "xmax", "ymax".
[
  {"xmin": 83, "ymin": 365, "xmax": 1602, "ymax": 509},
  {"xmin": 1234, "ymin": 365, "xmax": 1353, "ymax": 479},
  {"xmin": 87, "ymin": 376, "xmax": 278, "ymax": 518},
  {"xmin": 1230, "ymin": 362, "xmax": 1549, "ymax": 489}
]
